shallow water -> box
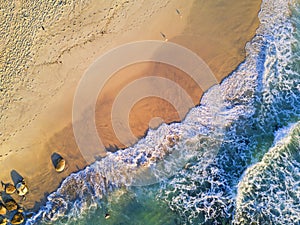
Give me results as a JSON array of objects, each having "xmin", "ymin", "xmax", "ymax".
[{"xmin": 26, "ymin": 0, "xmax": 300, "ymax": 224}]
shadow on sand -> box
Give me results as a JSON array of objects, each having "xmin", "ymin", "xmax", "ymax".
[{"xmin": 10, "ymin": 170, "xmax": 24, "ymax": 186}]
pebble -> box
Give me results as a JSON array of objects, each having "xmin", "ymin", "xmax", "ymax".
[{"xmin": 11, "ymin": 211, "xmax": 24, "ymax": 225}]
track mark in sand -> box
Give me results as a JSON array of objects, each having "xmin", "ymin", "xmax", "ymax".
[
  {"xmin": 0, "ymin": 146, "xmax": 28, "ymax": 161},
  {"xmin": 32, "ymin": 1, "xmax": 131, "ymax": 68},
  {"xmin": 0, "ymin": 0, "xmax": 176, "ymax": 159},
  {"xmin": 0, "ymin": 0, "xmax": 91, "ymax": 151},
  {"xmin": 0, "ymin": 149, "xmax": 15, "ymax": 160}
]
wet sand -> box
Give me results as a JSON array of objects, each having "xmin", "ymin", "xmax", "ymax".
[{"xmin": 0, "ymin": 0, "xmax": 261, "ymax": 211}]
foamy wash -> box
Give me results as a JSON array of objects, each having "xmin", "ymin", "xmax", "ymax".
[{"xmin": 26, "ymin": 0, "xmax": 300, "ymax": 224}]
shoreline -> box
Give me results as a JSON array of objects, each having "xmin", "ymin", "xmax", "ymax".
[{"xmin": 0, "ymin": 0, "xmax": 262, "ymax": 213}]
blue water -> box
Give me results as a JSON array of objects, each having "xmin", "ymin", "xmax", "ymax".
[{"xmin": 26, "ymin": 0, "xmax": 300, "ymax": 224}]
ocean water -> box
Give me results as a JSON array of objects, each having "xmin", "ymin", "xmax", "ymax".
[{"xmin": 26, "ymin": 0, "xmax": 300, "ymax": 224}]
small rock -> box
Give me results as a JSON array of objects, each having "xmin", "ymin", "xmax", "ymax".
[
  {"xmin": 11, "ymin": 212, "xmax": 24, "ymax": 225},
  {"xmin": 0, "ymin": 203, "xmax": 6, "ymax": 215},
  {"xmin": 55, "ymin": 158, "xmax": 66, "ymax": 172},
  {"xmin": 166, "ymin": 136, "xmax": 175, "ymax": 147},
  {"xmin": 105, "ymin": 213, "xmax": 110, "ymax": 219},
  {"xmin": 17, "ymin": 208, "xmax": 23, "ymax": 213},
  {"xmin": 16, "ymin": 181, "xmax": 28, "ymax": 196},
  {"xmin": 4, "ymin": 199, "xmax": 18, "ymax": 211},
  {"xmin": 174, "ymin": 134, "xmax": 180, "ymax": 142},
  {"xmin": 51, "ymin": 153, "xmax": 66, "ymax": 172},
  {"xmin": 1, "ymin": 182, "xmax": 16, "ymax": 195},
  {"xmin": 0, "ymin": 216, "xmax": 7, "ymax": 225}
]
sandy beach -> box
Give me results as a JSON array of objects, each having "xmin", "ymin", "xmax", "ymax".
[{"xmin": 0, "ymin": 0, "xmax": 261, "ymax": 211}]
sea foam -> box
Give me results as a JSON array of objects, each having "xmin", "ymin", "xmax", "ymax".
[
  {"xmin": 26, "ymin": 0, "xmax": 300, "ymax": 224},
  {"xmin": 160, "ymin": 0, "xmax": 300, "ymax": 224}
]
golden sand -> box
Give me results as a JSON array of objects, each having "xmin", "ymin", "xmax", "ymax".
[{"xmin": 0, "ymin": 0, "xmax": 261, "ymax": 210}]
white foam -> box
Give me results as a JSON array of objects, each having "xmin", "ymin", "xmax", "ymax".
[
  {"xmin": 159, "ymin": 0, "xmax": 299, "ymax": 223},
  {"xmin": 273, "ymin": 123, "xmax": 298, "ymax": 145},
  {"xmin": 26, "ymin": 0, "xmax": 300, "ymax": 224},
  {"xmin": 235, "ymin": 123, "xmax": 300, "ymax": 224}
]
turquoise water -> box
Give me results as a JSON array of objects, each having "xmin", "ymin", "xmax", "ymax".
[{"xmin": 26, "ymin": 0, "xmax": 300, "ymax": 224}]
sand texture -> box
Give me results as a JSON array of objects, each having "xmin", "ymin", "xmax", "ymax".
[{"xmin": 0, "ymin": 0, "xmax": 261, "ymax": 210}]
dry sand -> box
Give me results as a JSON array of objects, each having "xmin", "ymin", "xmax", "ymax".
[{"xmin": 0, "ymin": 0, "xmax": 261, "ymax": 211}]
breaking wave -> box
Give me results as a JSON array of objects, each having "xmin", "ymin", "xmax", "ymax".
[{"xmin": 26, "ymin": 0, "xmax": 300, "ymax": 224}]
